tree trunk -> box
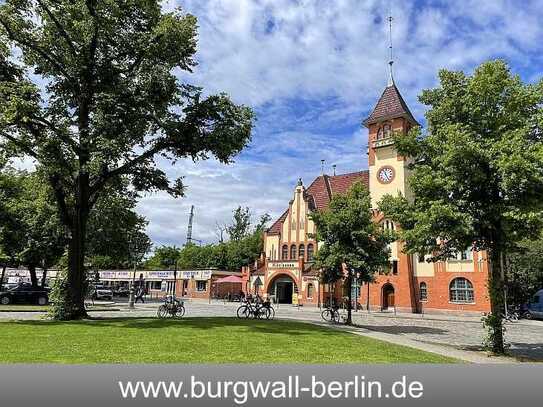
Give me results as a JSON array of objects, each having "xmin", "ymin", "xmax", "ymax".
[
  {"xmin": 65, "ymin": 208, "xmax": 89, "ymax": 319},
  {"xmin": 29, "ymin": 265, "xmax": 38, "ymax": 288},
  {"xmin": 41, "ymin": 268, "xmax": 48, "ymax": 288},
  {"xmin": 345, "ymin": 272, "xmax": 353, "ymax": 325},
  {"xmin": 0, "ymin": 265, "xmax": 6, "ymax": 291},
  {"xmin": 487, "ymin": 248, "xmax": 505, "ymax": 354},
  {"xmin": 53, "ymin": 173, "xmax": 91, "ymax": 320}
]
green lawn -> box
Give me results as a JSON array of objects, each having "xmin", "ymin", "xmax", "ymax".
[
  {"xmin": 0, "ymin": 317, "xmax": 458, "ymax": 364},
  {"xmin": 0, "ymin": 305, "xmax": 119, "ymax": 312}
]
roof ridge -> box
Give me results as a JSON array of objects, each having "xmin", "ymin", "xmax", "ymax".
[{"xmin": 323, "ymin": 174, "xmax": 333, "ymax": 201}]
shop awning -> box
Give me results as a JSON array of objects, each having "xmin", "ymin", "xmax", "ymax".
[{"xmin": 215, "ymin": 275, "xmax": 244, "ymax": 284}]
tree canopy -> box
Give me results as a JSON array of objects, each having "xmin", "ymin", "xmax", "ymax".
[
  {"xmin": 0, "ymin": 0, "xmax": 254, "ymax": 318},
  {"xmin": 311, "ymin": 182, "xmax": 393, "ymax": 324},
  {"xmin": 379, "ymin": 60, "xmax": 543, "ymax": 353}
]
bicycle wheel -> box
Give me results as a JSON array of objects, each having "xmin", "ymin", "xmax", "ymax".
[
  {"xmin": 175, "ymin": 305, "xmax": 186, "ymax": 318},
  {"xmin": 266, "ymin": 306, "xmax": 275, "ymax": 320},
  {"xmin": 237, "ymin": 305, "xmax": 250, "ymax": 319},
  {"xmin": 321, "ymin": 309, "xmax": 332, "ymax": 322},
  {"xmin": 331, "ymin": 310, "xmax": 341, "ymax": 323},
  {"xmin": 157, "ymin": 305, "xmax": 168, "ymax": 319},
  {"xmin": 256, "ymin": 307, "xmax": 270, "ymax": 320}
]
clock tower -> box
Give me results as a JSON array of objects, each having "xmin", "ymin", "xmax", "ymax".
[{"xmin": 363, "ymin": 81, "xmax": 419, "ymax": 208}]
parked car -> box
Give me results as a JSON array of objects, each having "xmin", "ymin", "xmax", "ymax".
[
  {"xmin": 0, "ymin": 283, "xmax": 49, "ymax": 305},
  {"xmin": 113, "ymin": 286, "xmax": 130, "ymax": 297},
  {"xmin": 525, "ymin": 289, "xmax": 543, "ymax": 320},
  {"xmin": 91, "ymin": 285, "xmax": 113, "ymax": 301}
]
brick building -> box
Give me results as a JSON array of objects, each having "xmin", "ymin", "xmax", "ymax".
[{"xmin": 245, "ymin": 77, "xmax": 491, "ymax": 315}]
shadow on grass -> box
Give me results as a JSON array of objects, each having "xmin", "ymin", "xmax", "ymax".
[
  {"xmin": 354, "ymin": 323, "xmax": 448, "ymax": 335},
  {"xmin": 9, "ymin": 317, "xmax": 342, "ymax": 337}
]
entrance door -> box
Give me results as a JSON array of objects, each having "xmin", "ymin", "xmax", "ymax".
[
  {"xmin": 382, "ymin": 284, "xmax": 395, "ymax": 310},
  {"xmin": 277, "ymin": 281, "xmax": 293, "ymax": 303},
  {"xmin": 270, "ymin": 276, "xmax": 296, "ymax": 304}
]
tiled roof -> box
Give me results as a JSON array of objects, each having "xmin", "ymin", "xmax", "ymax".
[
  {"xmin": 266, "ymin": 171, "xmax": 369, "ymax": 234},
  {"xmin": 267, "ymin": 209, "xmax": 288, "ymax": 235},
  {"xmin": 363, "ymin": 84, "xmax": 418, "ymax": 125}
]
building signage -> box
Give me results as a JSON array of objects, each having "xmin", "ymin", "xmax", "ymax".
[
  {"xmin": 268, "ymin": 262, "xmax": 297, "ymax": 269},
  {"xmin": 98, "ymin": 270, "xmax": 213, "ymax": 281},
  {"xmin": 180, "ymin": 270, "xmax": 212, "ymax": 281},
  {"xmin": 147, "ymin": 271, "xmax": 174, "ymax": 279}
]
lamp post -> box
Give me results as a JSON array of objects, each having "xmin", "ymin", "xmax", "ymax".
[
  {"xmin": 128, "ymin": 259, "xmax": 136, "ymax": 309},
  {"xmin": 127, "ymin": 232, "xmax": 151, "ymax": 310}
]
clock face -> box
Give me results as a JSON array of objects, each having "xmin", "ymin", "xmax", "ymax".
[{"xmin": 378, "ymin": 167, "xmax": 394, "ymax": 183}]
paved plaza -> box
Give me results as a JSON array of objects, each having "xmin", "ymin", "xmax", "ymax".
[{"xmin": 1, "ymin": 300, "xmax": 542, "ymax": 363}]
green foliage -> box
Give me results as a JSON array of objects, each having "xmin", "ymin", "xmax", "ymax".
[
  {"xmin": 145, "ymin": 245, "xmax": 182, "ymax": 270},
  {"xmin": 312, "ymin": 182, "xmax": 393, "ymax": 281},
  {"xmin": 145, "ymin": 208, "xmax": 269, "ymax": 271},
  {"xmin": 0, "ymin": 0, "xmax": 254, "ymax": 318},
  {"xmin": 48, "ymin": 269, "xmax": 77, "ymax": 321},
  {"xmin": 378, "ymin": 60, "xmax": 543, "ymax": 353},
  {"xmin": 311, "ymin": 182, "xmax": 393, "ymax": 324},
  {"xmin": 506, "ymin": 237, "xmax": 543, "ymax": 306},
  {"xmin": 0, "ymin": 167, "xmax": 65, "ymax": 285}
]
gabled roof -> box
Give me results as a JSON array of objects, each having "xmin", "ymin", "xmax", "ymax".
[
  {"xmin": 363, "ymin": 84, "xmax": 418, "ymax": 126},
  {"xmin": 266, "ymin": 171, "xmax": 369, "ymax": 235},
  {"xmin": 267, "ymin": 209, "xmax": 288, "ymax": 235}
]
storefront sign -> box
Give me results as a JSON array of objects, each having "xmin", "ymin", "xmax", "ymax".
[
  {"xmin": 268, "ymin": 262, "xmax": 297, "ymax": 269},
  {"xmin": 180, "ymin": 270, "xmax": 212, "ymax": 280}
]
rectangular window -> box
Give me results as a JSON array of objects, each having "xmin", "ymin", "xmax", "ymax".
[
  {"xmin": 196, "ymin": 281, "xmax": 207, "ymax": 292},
  {"xmin": 151, "ymin": 281, "xmax": 162, "ymax": 290},
  {"xmin": 418, "ymin": 254, "xmax": 425, "ymax": 263},
  {"xmin": 392, "ymin": 260, "xmax": 398, "ymax": 275}
]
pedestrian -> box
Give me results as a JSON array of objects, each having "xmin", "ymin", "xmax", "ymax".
[{"xmin": 135, "ymin": 285, "xmax": 145, "ymax": 304}]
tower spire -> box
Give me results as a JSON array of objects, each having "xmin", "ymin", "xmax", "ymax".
[{"xmin": 387, "ymin": 3, "xmax": 394, "ymax": 86}]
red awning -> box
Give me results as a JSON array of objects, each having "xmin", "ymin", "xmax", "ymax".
[{"xmin": 215, "ymin": 275, "xmax": 244, "ymax": 284}]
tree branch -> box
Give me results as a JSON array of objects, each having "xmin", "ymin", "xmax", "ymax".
[
  {"xmin": 36, "ymin": 0, "xmax": 78, "ymax": 57},
  {"xmin": 89, "ymin": 142, "xmax": 167, "ymax": 195},
  {"xmin": 0, "ymin": 130, "xmax": 39, "ymax": 158},
  {"xmin": 0, "ymin": 17, "xmax": 75, "ymax": 83}
]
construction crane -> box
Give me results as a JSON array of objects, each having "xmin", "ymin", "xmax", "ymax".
[{"xmin": 185, "ymin": 205, "xmax": 202, "ymax": 246}]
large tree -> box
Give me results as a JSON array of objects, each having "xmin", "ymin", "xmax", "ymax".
[
  {"xmin": 0, "ymin": 1, "xmax": 254, "ymax": 319},
  {"xmin": 311, "ymin": 182, "xmax": 393, "ymax": 325},
  {"xmin": 379, "ymin": 60, "xmax": 543, "ymax": 354}
]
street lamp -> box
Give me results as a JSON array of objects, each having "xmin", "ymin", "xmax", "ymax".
[{"xmin": 127, "ymin": 232, "xmax": 151, "ymax": 310}]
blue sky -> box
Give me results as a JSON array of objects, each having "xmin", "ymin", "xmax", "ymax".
[{"xmin": 131, "ymin": 0, "xmax": 543, "ymax": 247}]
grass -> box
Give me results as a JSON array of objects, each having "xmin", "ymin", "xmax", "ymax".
[
  {"xmin": 0, "ymin": 305, "xmax": 120, "ymax": 312},
  {"xmin": 0, "ymin": 317, "xmax": 458, "ymax": 364}
]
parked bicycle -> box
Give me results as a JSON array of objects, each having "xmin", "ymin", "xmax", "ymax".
[
  {"xmin": 157, "ymin": 295, "xmax": 185, "ymax": 318},
  {"xmin": 321, "ymin": 304, "xmax": 341, "ymax": 323},
  {"xmin": 236, "ymin": 298, "xmax": 273, "ymax": 319}
]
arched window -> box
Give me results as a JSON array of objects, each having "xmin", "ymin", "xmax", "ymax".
[
  {"xmin": 383, "ymin": 123, "xmax": 392, "ymax": 138},
  {"xmin": 307, "ymin": 283, "xmax": 314, "ymax": 298},
  {"xmin": 281, "ymin": 245, "xmax": 288, "ymax": 260},
  {"xmin": 299, "ymin": 244, "xmax": 305, "ymax": 259},
  {"xmin": 290, "ymin": 244, "xmax": 297, "ymax": 260},
  {"xmin": 307, "ymin": 243, "xmax": 314, "ymax": 261},
  {"xmin": 419, "ymin": 282, "xmax": 428, "ymax": 301},
  {"xmin": 377, "ymin": 127, "xmax": 384, "ymax": 140},
  {"xmin": 449, "ymin": 278, "xmax": 474, "ymax": 303}
]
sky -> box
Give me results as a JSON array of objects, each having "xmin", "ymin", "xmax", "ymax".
[
  {"xmin": 135, "ymin": 0, "xmax": 543, "ymax": 248},
  {"xmin": 12, "ymin": 0, "xmax": 543, "ymax": 248}
]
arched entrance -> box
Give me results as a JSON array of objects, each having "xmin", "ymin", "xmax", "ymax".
[
  {"xmin": 382, "ymin": 283, "xmax": 395, "ymax": 310},
  {"xmin": 268, "ymin": 274, "xmax": 298, "ymax": 304}
]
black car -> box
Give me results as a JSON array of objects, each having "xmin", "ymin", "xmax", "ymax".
[{"xmin": 0, "ymin": 283, "xmax": 49, "ymax": 306}]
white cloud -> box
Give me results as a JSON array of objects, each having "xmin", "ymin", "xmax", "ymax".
[{"xmin": 135, "ymin": 0, "xmax": 543, "ymax": 247}]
